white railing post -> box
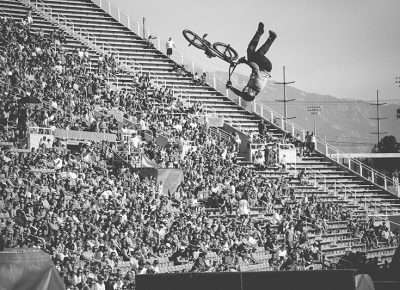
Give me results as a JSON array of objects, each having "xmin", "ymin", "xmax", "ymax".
[
  {"xmin": 325, "ymin": 143, "xmax": 328, "ymax": 155},
  {"xmin": 238, "ymin": 97, "xmax": 241, "ymax": 107},
  {"xmin": 271, "ymin": 111, "xmax": 274, "ymax": 123},
  {"xmin": 181, "ymin": 55, "xmax": 184, "ymax": 66},
  {"xmin": 108, "ymin": 1, "xmax": 111, "ymax": 14},
  {"xmin": 291, "ymin": 124, "xmax": 295, "ymax": 136},
  {"xmin": 359, "ymin": 164, "xmax": 363, "ymax": 177},
  {"xmin": 213, "ymin": 74, "xmax": 216, "ymax": 89},
  {"xmin": 281, "ymin": 118, "xmax": 284, "ymax": 129},
  {"xmin": 127, "ymin": 16, "xmax": 130, "ymax": 29},
  {"xmin": 354, "ymin": 189, "xmax": 357, "ymax": 204},
  {"xmin": 336, "ymin": 149, "xmax": 339, "ymax": 162},
  {"xmin": 384, "ymin": 177, "xmax": 387, "ymax": 190},
  {"xmin": 137, "ymin": 23, "xmax": 140, "ymax": 36},
  {"xmin": 157, "ymin": 36, "xmax": 161, "ymax": 50},
  {"xmin": 253, "ymin": 101, "xmax": 256, "ymax": 113},
  {"xmin": 117, "ymin": 7, "xmax": 120, "ymax": 21},
  {"xmin": 348, "ymin": 158, "xmax": 351, "ymax": 170},
  {"xmin": 191, "ymin": 61, "xmax": 194, "ymax": 75}
]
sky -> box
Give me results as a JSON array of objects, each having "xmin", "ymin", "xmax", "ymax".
[{"xmin": 110, "ymin": 0, "xmax": 400, "ymax": 103}]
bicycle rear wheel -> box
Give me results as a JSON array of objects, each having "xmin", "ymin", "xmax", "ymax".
[
  {"xmin": 213, "ymin": 42, "xmax": 239, "ymax": 62},
  {"xmin": 182, "ymin": 29, "xmax": 207, "ymax": 50}
]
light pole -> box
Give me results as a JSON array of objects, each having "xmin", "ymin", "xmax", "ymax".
[
  {"xmin": 307, "ymin": 106, "xmax": 322, "ymax": 136},
  {"xmin": 370, "ymin": 90, "xmax": 387, "ymax": 144},
  {"xmin": 275, "ymin": 66, "xmax": 295, "ymax": 131}
]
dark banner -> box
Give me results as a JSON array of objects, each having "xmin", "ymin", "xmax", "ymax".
[{"xmin": 136, "ymin": 270, "xmax": 357, "ymax": 290}]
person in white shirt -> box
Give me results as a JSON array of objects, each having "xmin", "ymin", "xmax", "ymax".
[
  {"xmin": 166, "ymin": 37, "xmax": 176, "ymax": 58},
  {"xmin": 238, "ymin": 195, "xmax": 250, "ymax": 217},
  {"xmin": 93, "ymin": 275, "xmax": 106, "ymax": 290}
]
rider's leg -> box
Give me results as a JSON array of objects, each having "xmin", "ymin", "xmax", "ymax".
[
  {"xmin": 253, "ymin": 30, "xmax": 276, "ymax": 72},
  {"xmin": 247, "ymin": 22, "xmax": 265, "ymax": 59},
  {"xmin": 256, "ymin": 30, "xmax": 277, "ymax": 56},
  {"xmin": 252, "ymin": 53, "xmax": 272, "ymax": 73}
]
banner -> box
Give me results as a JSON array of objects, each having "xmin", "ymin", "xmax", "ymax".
[
  {"xmin": 132, "ymin": 168, "xmax": 183, "ymax": 195},
  {"xmin": 155, "ymin": 135, "xmax": 169, "ymax": 148},
  {"xmin": 141, "ymin": 154, "xmax": 157, "ymax": 168},
  {"xmin": 157, "ymin": 169, "xmax": 184, "ymax": 195},
  {"xmin": 0, "ymin": 249, "xmax": 65, "ymax": 290}
]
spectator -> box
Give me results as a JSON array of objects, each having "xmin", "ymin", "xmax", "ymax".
[{"xmin": 166, "ymin": 37, "xmax": 176, "ymax": 58}]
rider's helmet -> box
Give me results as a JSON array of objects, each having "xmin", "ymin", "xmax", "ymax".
[{"xmin": 242, "ymin": 86, "xmax": 257, "ymax": 101}]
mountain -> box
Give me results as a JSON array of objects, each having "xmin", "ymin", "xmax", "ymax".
[{"xmin": 212, "ymin": 71, "xmax": 400, "ymax": 153}]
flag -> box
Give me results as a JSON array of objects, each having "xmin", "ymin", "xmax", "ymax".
[{"xmin": 141, "ymin": 154, "xmax": 157, "ymax": 168}]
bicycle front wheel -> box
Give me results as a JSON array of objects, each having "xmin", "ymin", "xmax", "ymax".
[
  {"xmin": 182, "ymin": 29, "xmax": 207, "ymax": 50},
  {"xmin": 213, "ymin": 42, "xmax": 239, "ymax": 62}
]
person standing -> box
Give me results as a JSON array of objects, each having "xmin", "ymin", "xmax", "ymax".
[{"xmin": 166, "ymin": 37, "xmax": 176, "ymax": 58}]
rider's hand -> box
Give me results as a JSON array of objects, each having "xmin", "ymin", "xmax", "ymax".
[{"xmin": 226, "ymin": 81, "xmax": 232, "ymax": 89}]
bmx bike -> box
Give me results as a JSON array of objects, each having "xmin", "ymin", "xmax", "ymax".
[
  {"xmin": 182, "ymin": 29, "xmax": 243, "ymax": 84},
  {"xmin": 182, "ymin": 29, "xmax": 239, "ymax": 64}
]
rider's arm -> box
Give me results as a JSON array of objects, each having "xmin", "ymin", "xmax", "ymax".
[{"xmin": 227, "ymin": 84, "xmax": 243, "ymax": 98}]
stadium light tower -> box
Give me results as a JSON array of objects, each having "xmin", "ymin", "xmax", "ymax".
[
  {"xmin": 275, "ymin": 65, "xmax": 295, "ymax": 131},
  {"xmin": 370, "ymin": 90, "xmax": 387, "ymax": 143},
  {"xmin": 307, "ymin": 105, "xmax": 322, "ymax": 136}
]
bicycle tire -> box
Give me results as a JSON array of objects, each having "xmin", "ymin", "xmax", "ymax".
[
  {"xmin": 212, "ymin": 42, "xmax": 239, "ymax": 62},
  {"xmin": 182, "ymin": 29, "xmax": 208, "ymax": 51}
]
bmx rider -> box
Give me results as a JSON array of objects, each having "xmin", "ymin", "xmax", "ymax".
[{"xmin": 226, "ymin": 22, "xmax": 276, "ymax": 102}]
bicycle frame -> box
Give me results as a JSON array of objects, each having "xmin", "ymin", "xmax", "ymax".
[
  {"xmin": 228, "ymin": 61, "xmax": 239, "ymax": 83},
  {"xmin": 183, "ymin": 30, "xmax": 238, "ymax": 65}
]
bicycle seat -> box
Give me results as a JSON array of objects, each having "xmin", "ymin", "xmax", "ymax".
[{"xmin": 202, "ymin": 33, "xmax": 208, "ymax": 39}]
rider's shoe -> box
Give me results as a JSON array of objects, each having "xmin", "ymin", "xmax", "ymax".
[
  {"xmin": 269, "ymin": 30, "xmax": 277, "ymax": 40},
  {"xmin": 257, "ymin": 22, "xmax": 264, "ymax": 34}
]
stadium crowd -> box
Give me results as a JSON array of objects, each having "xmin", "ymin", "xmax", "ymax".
[{"xmin": 0, "ymin": 12, "xmax": 399, "ymax": 290}]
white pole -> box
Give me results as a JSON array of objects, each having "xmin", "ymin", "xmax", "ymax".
[{"xmin": 213, "ymin": 74, "xmax": 216, "ymax": 88}]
